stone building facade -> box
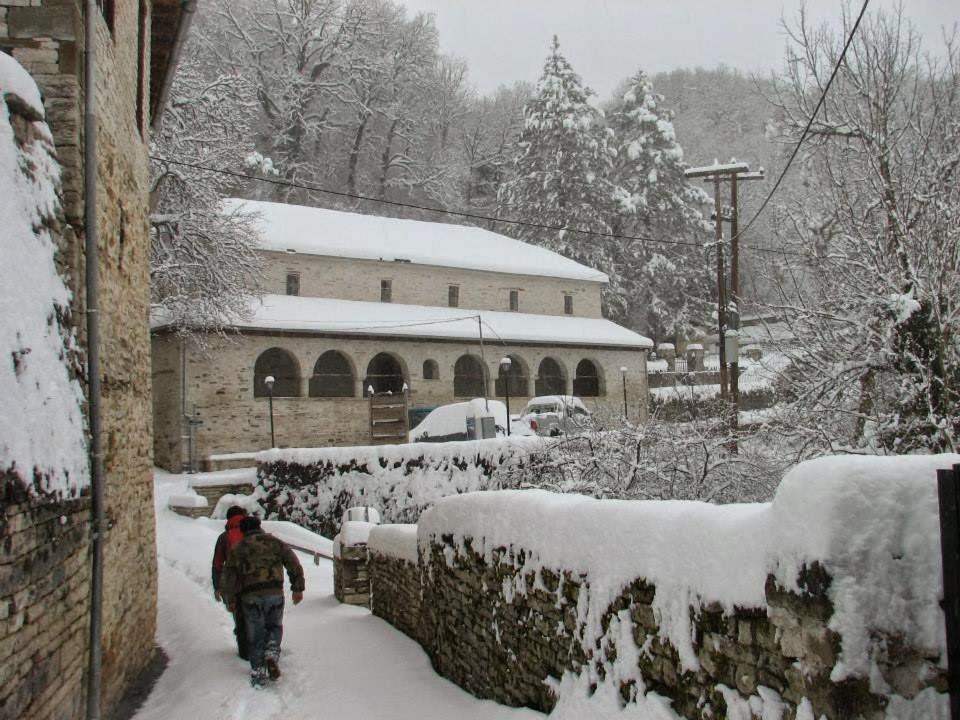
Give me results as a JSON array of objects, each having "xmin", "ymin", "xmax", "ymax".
[
  {"xmin": 1, "ymin": 2, "xmax": 190, "ymax": 717},
  {"xmin": 152, "ymin": 200, "xmax": 653, "ymax": 470}
]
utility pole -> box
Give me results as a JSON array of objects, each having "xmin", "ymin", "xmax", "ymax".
[{"xmin": 684, "ymin": 161, "xmax": 764, "ymax": 453}]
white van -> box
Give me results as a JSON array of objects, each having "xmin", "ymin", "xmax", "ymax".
[
  {"xmin": 410, "ymin": 398, "xmax": 535, "ymax": 443},
  {"xmin": 520, "ymin": 395, "xmax": 590, "ymax": 436}
]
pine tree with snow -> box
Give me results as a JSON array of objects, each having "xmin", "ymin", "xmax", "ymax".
[
  {"xmin": 498, "ymin": 36, "xmax": 626, "ymax": 314},
  {"xmin": 605, "ymin": 70, "xmax": 711, "ymax": 340}
]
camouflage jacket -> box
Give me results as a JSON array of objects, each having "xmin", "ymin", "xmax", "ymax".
[{"xmin": 220, "ymin": 529, "xmax": 305, "ymax": 604}]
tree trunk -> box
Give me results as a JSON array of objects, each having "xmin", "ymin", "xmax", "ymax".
[
  {"xmin": 347, "ymin": 111, "xmax": 370, "ymax": 196},
  {"xmin": 379, "ymin": 118, "xmax": 399, "ymax": 199}
]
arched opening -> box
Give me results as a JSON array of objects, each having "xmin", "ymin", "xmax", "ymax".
[
  {"xmin": 254, "ymin": 348, "xmax": 300, "ymax": 397},
  {"xmin": 454, "ymin": 355, "xmax": 487, "ymax": 398},
  {"xmin": 423, "ymin": 359, "xmax": 439, "ymax": 380},
  {"xmin": 364, "ymin": 353, "xmax": 406, "ymax": 396},
  {"xmin": 535, "ymin": 357, "xmax": 567, "ymax": 397},
  {"xmin": 573, "ymin": 359, "xmax": 602, "ymax": 397},
  {"xmin": 495, "ymin": 354, "xmax": 529, "ymax": 397},
  {"xmin": 309, "ymin": 350, "xmax": 354, "ymax": 397}
]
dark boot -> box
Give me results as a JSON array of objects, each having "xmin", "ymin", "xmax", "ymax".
[
  {"xmin": 250, "ymin": 667, "xmax": 268, "ymax": 689},
  {"xmin": 235, "ymin": 608, "xmax": 249, "ymax": 660}
]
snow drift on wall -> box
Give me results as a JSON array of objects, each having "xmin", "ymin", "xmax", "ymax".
[{"xmin": 0, "ymin": 54, "xmax": 88, "ymax": 498}]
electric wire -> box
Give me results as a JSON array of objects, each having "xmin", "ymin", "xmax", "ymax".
[
  {"xmin": 150, "ymin": 154, "xmax": 807, "ymax": 258},
  {"xmin": 152, "ymin": 2, "xmax": 872, "ymax": 265},
  {"xmin": 732, "ymin": 0, "xmax": 871, "ymax": 243}
]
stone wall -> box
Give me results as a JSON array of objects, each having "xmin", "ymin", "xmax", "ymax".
[
  {"xmin": 262, "ymin": 250, "xmax": 605, "ymax": 319},
  {"xmin": 333, "ymin": 545, "xmax": 370, "ymax": 606},
  {"xmin": 368, "ymin": 551, "xmax": 424, "ymax": 646},
  {"xmin": 366, "ymin": 535, "xmax": 946, "ymax": 719},
  {"xmin": 151, "ymin": 330, "xmax": 649, "ymax": 468},
  {"xmin": 151, "ymin": 332, "xmax": 183, "ymax": 472},
  {"xmin": 2, "ymin": 0, "xmax": 159, "ymax": 714},
  {"xmin": 0, "ymin": 489, "xmax": 90, "ymax": 720}
]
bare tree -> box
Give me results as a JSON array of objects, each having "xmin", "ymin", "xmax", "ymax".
[
  {"xmin": 510, "ymin": 408, "xmax": 793, "ymax": 504},
  {"xmin": 150, "ymin": 26, "xmax": 265, "ymax": 338},
  {"xmin": 758, "ymin": 6, "xmax": 960, "ymax": 452}
]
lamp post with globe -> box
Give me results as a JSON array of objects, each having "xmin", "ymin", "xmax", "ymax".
[
  {"xmin": 264, "ymin": 375, "xmax": 276, "ymax": 448},
  {"xmin": 499, "ymin": 357, "xmax": 512, "ymax": 436}
]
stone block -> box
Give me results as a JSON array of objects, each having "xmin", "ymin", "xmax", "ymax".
[
  {"xmin": 7, "ymin": 5, "xmax": 76, "ymax": 40},
  {"xmin": 11, "ymin": 45, "xmax": 58, "ymax": 64}
]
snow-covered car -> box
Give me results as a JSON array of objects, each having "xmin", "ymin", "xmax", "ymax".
[
  {"xmin": 410, "ymin": 398, "xmax": 534, "ymax": 443},
  {"xmin": 520, "ymin": 395, "xmax": 590, "ymax": 437}
]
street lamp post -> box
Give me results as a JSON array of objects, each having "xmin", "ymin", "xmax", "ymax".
[
  {"xmin": 500, "ymin": 357, "xmax": 512, "ymax": 436},
  {"xmin": 264, "ymin": 375, "xmax": 276, "ymax": 448},
  {"xmin": 619, "ymin": 366, "xmax": 628, "ymax": 419}
]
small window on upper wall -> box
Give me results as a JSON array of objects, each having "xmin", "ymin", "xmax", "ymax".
[
  {"xmin": 509, "ymin": 290, "xmax": 519, "ymax": 312},
  {"xmin": 381, "ymin": 279, "xmax": 392, "ymax": 303},
  {"xmin": 448, "ymin": 285, "xmax": 459, "ymax": 308},
  {"xmin": 286, "ymin": 273, "xmax": 300, "ymax": 296},
  {"xmin": 97, "ymin": 0, "xmax": 116, "ymax": 32},
  {"xmin": 564, "ymin": 295, "xmax": 574, "ymax": 315}
]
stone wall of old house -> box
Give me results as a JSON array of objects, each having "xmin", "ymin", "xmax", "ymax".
[
  {"xmin": 2, "ymin": 0, "xmax": 158, "ymax": 714},
  {"xmin": 262, "ymin": 250, "xmax": 606, "ymax": 319},
  {"xmin": 151, "ymin": 331, "xmax": 648, "ymax": 468},
  {"xmin": 151, "ymin": 333, "xmax": 183, "ymax": 471},
  {"xmin": 0, "ymin": 485, "xmax": 91, "ymax": 720},
  {"xmin": 364, "ymin": 536, "xmax": 946, "ymax": 719}
]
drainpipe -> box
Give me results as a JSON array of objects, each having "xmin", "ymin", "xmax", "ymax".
[{"xmin": 83, "ymin": 2, "xmax": 105, "ymax": 719}]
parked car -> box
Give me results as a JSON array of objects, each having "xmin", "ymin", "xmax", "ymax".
[
  {"xmin": 520, "ymin": 395, "xmax": 590, "ymax": 436},
  {"xmin": 410, "ymin": 399, "xmax": 535, "ymax": 443}
]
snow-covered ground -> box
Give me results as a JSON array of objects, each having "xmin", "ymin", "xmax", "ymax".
[{"xmin": 139, "ymin": 470, "xmax": 541, "ymax": 720}]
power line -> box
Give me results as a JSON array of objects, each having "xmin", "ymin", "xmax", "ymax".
[
  {"xmin": 150, "ymin": 154, "xmax": 806, "ymax": 258},
  {"xmin": 733, "ymin": 0, "xmax": 871, "ymax": 243}
]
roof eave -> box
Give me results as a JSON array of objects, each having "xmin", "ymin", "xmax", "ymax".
[{"xmin": 149, "ymin": 0, "xmax": 197, "ymax": 132}]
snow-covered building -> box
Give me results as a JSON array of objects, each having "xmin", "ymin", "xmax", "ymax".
[{"xmin": 151, "ymin": 200, "xmax": 653, "ymax": 469}]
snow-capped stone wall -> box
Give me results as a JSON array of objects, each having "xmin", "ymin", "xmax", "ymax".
[
  {"xmin": 255, "ymin": 437, "xmax": 538, "ymax": 538},
  {"xmin": 365, "ymin": 455, "xmax": 957, "ymax": 719},
  {"xmin": 0, "ymin": 52, "xmax": 92, "ymax": 720},
  {"xmin": 368, "ymin": 525, "xmax": 424, "ymax": 644}
]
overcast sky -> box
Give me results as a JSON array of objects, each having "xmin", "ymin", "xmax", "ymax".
[{"xmin": 399, "ymin": 0, "xmax": 958, "ymax": 98}]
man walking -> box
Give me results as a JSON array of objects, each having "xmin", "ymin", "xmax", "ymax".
[
  {"xmin": 220, "ymin": 515, "xmax": 305, "ymax": 688},
  {"xmin": 212, "ymin": 505, "xmax": 248, "ymax": 659}
]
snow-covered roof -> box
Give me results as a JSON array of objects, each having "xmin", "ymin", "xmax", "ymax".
[
  {"xmin": 223, "ymin": 198, "xmax": 609, "ymax": 283},
  {"xmin": 155, "ymin": 294, "xmax": 652, "ymax": 349},
  {"xmin": 684, "ymin": 160, "xmax": 751, "ymax": 177}
]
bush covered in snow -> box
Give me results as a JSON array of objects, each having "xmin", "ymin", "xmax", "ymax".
[
  {"xmin": 0, "ymin": 54, "xmax": 87, "ymax": 501},
  {"xmin": 508, "ymin": 407, "xmax": 806, "ymax": 504},
  {"xmin": 255, "ymin": 437, "xmax": 541, "ymax": 537}
]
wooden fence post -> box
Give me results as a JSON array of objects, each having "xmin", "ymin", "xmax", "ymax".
[{"xmin": 938, "ymin": 463, "xmax": 960, "ymax": 720}]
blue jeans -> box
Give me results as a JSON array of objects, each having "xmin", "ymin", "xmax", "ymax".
[{"xmin": 242, "ymin": 594, "xmax": 285, "ymax": 671}]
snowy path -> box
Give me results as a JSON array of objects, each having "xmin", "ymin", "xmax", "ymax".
[{"xmin": 136, "ymin": 471, "xmax": 542, "ymax": 720}]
